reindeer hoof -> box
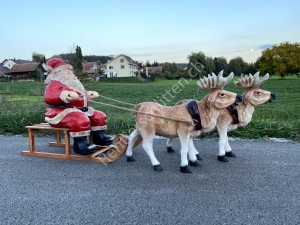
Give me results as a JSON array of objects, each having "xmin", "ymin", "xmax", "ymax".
[
  {"xmin": 225, "ymin": 151, "xmax": 237, "ymax": 157},
  {"xmin": 196, "ymin": 154, "xmax": 203, "ymax": 160},
  {"xmin": 167, "ymin": 146, "xmax": 175, "ymax": 153},
  {"xmin": 153, "ymin": 165, "xmax": 164, "ymax": 172},
  {"xmin": 180, "ymin": 166, "xmax": 192, "ymax": 173},
  {"xmin": 127, "ymin": 156, "xmax": 136, "ymax": 162},
  {"xmin": 189, "ymin": 160, "xmax": 201, "ymax": 167},
  {"xmin": 218, "ymin": 155, "xmax": 229, "ymax": 162}
]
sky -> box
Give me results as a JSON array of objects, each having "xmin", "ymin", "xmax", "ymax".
[{"xmin": 1, "ymin": 0, "xmax": 299, "ymax": 64}]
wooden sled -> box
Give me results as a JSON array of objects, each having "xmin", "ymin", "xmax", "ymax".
[{"xmin": 22, "ymin": 123, "xmax": 128, "ymax": 163}]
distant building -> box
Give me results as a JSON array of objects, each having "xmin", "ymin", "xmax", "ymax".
[
  {"xmin": 82, "ymin": 61, "xmax": 98, "ymax": 75},
  {"xmin": 0, "ymin": 59, "xmax": 45, "ymax": 81},
  {"xmin": 105, "ymin": 54, "xmax": 137, "ymax": 77},
  {"xmin": 144, "ymin": 66, "xmax": 163, "ymax": 74}
]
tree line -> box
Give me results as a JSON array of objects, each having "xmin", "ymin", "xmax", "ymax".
[
  {"xmin": 32, "ymin": 41, "xmax": 300, "ymax": 80},
  {"xmin": 184, "ymin": 42, "xmax": 300, "ymax": 79}
]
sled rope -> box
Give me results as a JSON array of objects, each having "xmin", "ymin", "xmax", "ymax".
[
  {"xmin": 98, "ymin": 94, "xmax": 135, "ymax": 106},
  {"xmin": 89, "ymin": 99, "xmax": 195, "ymax": 126}
]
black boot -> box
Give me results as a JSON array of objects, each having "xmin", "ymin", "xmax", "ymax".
[
  {"xmin": 92, "ymin": 130, "xmax": 114, "ymax": 146},
  {"xmin": 73, "ymin": 136, "xmax": 96, "ymax": 155}
]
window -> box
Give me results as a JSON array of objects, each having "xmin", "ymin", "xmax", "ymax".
[
  {"xmin": 109, "ymin": 66, "xmax": 113, "ymax": 69},
  {"xmin": 120, "ymin": 59, "xmax": 124, "ymax": 63},
  {"xmin": 121, "ymin": 65, "xmax": 125, "ymax": 69}
]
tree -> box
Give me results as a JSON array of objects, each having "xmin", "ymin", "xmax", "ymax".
[
  {"xmin": 137, "ymin": 61, "xmax": 143, "ymax": 67},
  {"xmin": 50, "ymin": 54, "xmax": 62, "ymax": 59},
  {"xmin": 227, "ymin": 57, "xmax": 248, "ymax": 75},
  {"xmin": 244, "ymin": 62, "xmax": 258, "ymax": 74},
  {"xmin": 163, "ymin": 71, "xmax": 172, "ymax": 79},
  {"xmin": 213, "ymin": 57, "xmax": 228, "ymax": 75},
  {"xmin": 74, "ymin": 45, "xmax": 83, "ymax": 72},
  {"xmin": 32, "ymin": 52, "xmax": 46, "ymax": 63},
  {"xmin": 145, "ymin": 60, "xmax": 151, "ymax": 67},
  {"xmin": 153, "ymin": 60, "xmax": 159, "ymax": 66},
  {"xmin": 259, "ymin": 42, "xmax": 300, "ymax": 78},
  {"xmin": 187, "ymin": 51, "xmax": 215, "ymax": 78},
  {"xmin": 205, "ymin": 56, "xmax": 215, "ymax": 75}
]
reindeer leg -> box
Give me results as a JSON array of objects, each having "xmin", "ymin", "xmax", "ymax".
[
  {"xmin": 142, "ymin": 136, "xmax": 163, "ymax": 172},
  {"xmin": 190, "ymin": 139, "xmax": 202, "ymax": 161},
  {"xmin": 166, "ymin": 138, "xmax": 175, "ymax": 153},
  {"xmin": 225, "ymin": 136, "xmax": 236, "ymax": 158},
  {"xmin": 125, "ymin": 129, "xmax": 140, "ymax": 162},
  {"xmin": 188, "ymin": 139, "xmax": 201, "ymax": 167},
  {"xmin": 178, "ymin": 134, "xmax": 192, "ymax": 173},
  {"xmin": 217, "ymin": 126, "xmax": 229, "ymax": 162}
]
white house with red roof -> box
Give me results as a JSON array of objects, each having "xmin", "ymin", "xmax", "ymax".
[{"xmin": 105, "ymin": 54, "xmax": 137, "ymax": 78}]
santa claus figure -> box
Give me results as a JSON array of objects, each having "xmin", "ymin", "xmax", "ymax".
[{"xmin": 43, "ymin": 58, "xmax": 113, "ymax": 155}]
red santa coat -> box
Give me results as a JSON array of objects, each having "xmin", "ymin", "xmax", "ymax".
[{"xmin": 44, "ymin": 65, "xmax": 107, "ymax": 137}]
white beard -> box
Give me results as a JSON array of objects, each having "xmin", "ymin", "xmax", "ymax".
[{"xmin": 45, "ymin": 65, "xmax": 86, "ymax": 95}]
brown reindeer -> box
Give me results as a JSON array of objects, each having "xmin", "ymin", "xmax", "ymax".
[
  {"xmin": 166, "ymin": 72, "xmax": 276, "ymax": 162},
  {"xmin": 125, "ymin": 71, "xmax": 242, "ymax": 173}
]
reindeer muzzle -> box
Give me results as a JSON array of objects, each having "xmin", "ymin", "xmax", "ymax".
[
  {"xmin": 235, "ymin": 94, "xmax": 243, "ymax": 103},
  {"xmin": 269, "ymin": 92, "xmax": 277, "ymax": 102}
]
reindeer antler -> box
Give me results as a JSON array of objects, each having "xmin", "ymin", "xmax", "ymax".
[
  {"xmin": 197, "ymin": 70, "xmax": 234, "ymax": 91},
  {"xmin": 234, "ymin": 72, "xmax": 269, "ymax": 89}
]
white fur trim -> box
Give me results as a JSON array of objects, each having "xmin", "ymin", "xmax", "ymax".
[
  {"xmin": 54, "ymin": 64, "xmax": 73, "ymax": 72},
  {"xmin": 42, "ymin": 63, "xmax": 53, "ymax": 73},
  {"xmin": 70, "ymin": 130, "xmax": 90, "ymax": 137},
  {"xmin": 84, "ymin": 107, "xmax": 94, "ymax": 117},
  {"xmin": 90, "ymin": 125, "xmax": 107, "ymax": 131},
  {"xmin": 45, "ymin": 108, "xmax": 82, "ymax": 125}
]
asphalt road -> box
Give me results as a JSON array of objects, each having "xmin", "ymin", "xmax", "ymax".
[{"xmin": 1, "ymin": 135, "xmax": 300, "ymax": 225}]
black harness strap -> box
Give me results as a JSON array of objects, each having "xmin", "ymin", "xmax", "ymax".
[
  {"xmin": 48, "ymin": 105, "xmax": 88, "ymax": 112},
  {"xmin": 227, "ymin": 104, "xmax": 239, "ymax": 124},
  {"xmin": 185, "ymin": 100, "xmax": 202, "ymax": 130}
]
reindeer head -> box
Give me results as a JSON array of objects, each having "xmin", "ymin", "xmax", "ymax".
[
  {"xmin": 197, "ymin": 70, "xmax": 242, "ymax": 109},
  {"xmin": 234, "ymin": 72, "xmax": 276, "ymax": 106}
]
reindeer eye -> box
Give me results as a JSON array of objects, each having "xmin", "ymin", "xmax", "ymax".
[
  {"xmin": 256, "ymin": 91, "xmax": 261, "ymax": 94},
  {"xmin": 220, "ymin": 93, "xmax": 226, "ymax": 97}
]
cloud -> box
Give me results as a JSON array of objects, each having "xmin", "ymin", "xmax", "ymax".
[{"xmin": 258, "ymin": 44, "xmax": 273, "ymax": 50}]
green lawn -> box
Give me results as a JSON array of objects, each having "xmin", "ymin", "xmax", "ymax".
[{"xmin": 0, "ymin": 75, "xmax": 299, "ymax": 140}]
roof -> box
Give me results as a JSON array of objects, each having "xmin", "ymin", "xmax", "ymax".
[
  {"xmin": 9, "ymin": 63, "xmax": 39, "ymax": 74},
  {"xmin": 106, "ymin": 54, "xmax": 137, "ymax": 65},
  {"xmin": 0, "ymin": 64, "xmax": 10, "ymax": 74},
  {"xmin": 2, "ymin": 59, "xmax": 36, "ymax": 64},
  {"xmin": 146, "ymin": 66, "xmax": 163, "ymax": 73},
  {"xmin": 13, "ymin": 59, "xmax": 36, "ymax": 64},
  {"xmin": 82, "ymin": 62, "xmax": 96, "ymax": 70},
  {"xmin": 82, "ymin": 62, "xmax": 97, "ymax": 74},
  {"xmin": 123, "ymin": 55, "xmax": 136, "ymax": 65},
  {"xmin": 0, "ymin": 70, "xmax": 4, "ymax": 75}
]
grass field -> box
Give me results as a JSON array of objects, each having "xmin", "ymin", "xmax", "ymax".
[{"xmin": 0, "ymin": 75, "xmax": 299, "ymax": 141}]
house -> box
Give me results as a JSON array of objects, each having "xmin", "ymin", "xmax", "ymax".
[
  {"xmin": 105, "ymin": 54, "xmax": 137, "ymax": 77},
  {"xmin": 144, "ymin": 66, "xmax": 163, "ymax": 74},
  {"xmin": 1, "ymin": 59, "xmax": 45, "ymax": 81},
  {"xmin": 82, "ymin": 61, "xmax": 98, "ymax": 75}
]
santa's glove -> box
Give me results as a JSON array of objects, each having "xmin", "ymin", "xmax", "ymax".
[
  {"xmin": 87, "ymin": 91, "xmax": 99, "ymax": 100},
  {"xmin": 60, "ymin": 91, "xmax": 78, "ymax": 103}
]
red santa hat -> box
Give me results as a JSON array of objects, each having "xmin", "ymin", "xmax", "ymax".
[{"xmin": 46, "ymin": 58, "xmax": 68, "ymax": 69}]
